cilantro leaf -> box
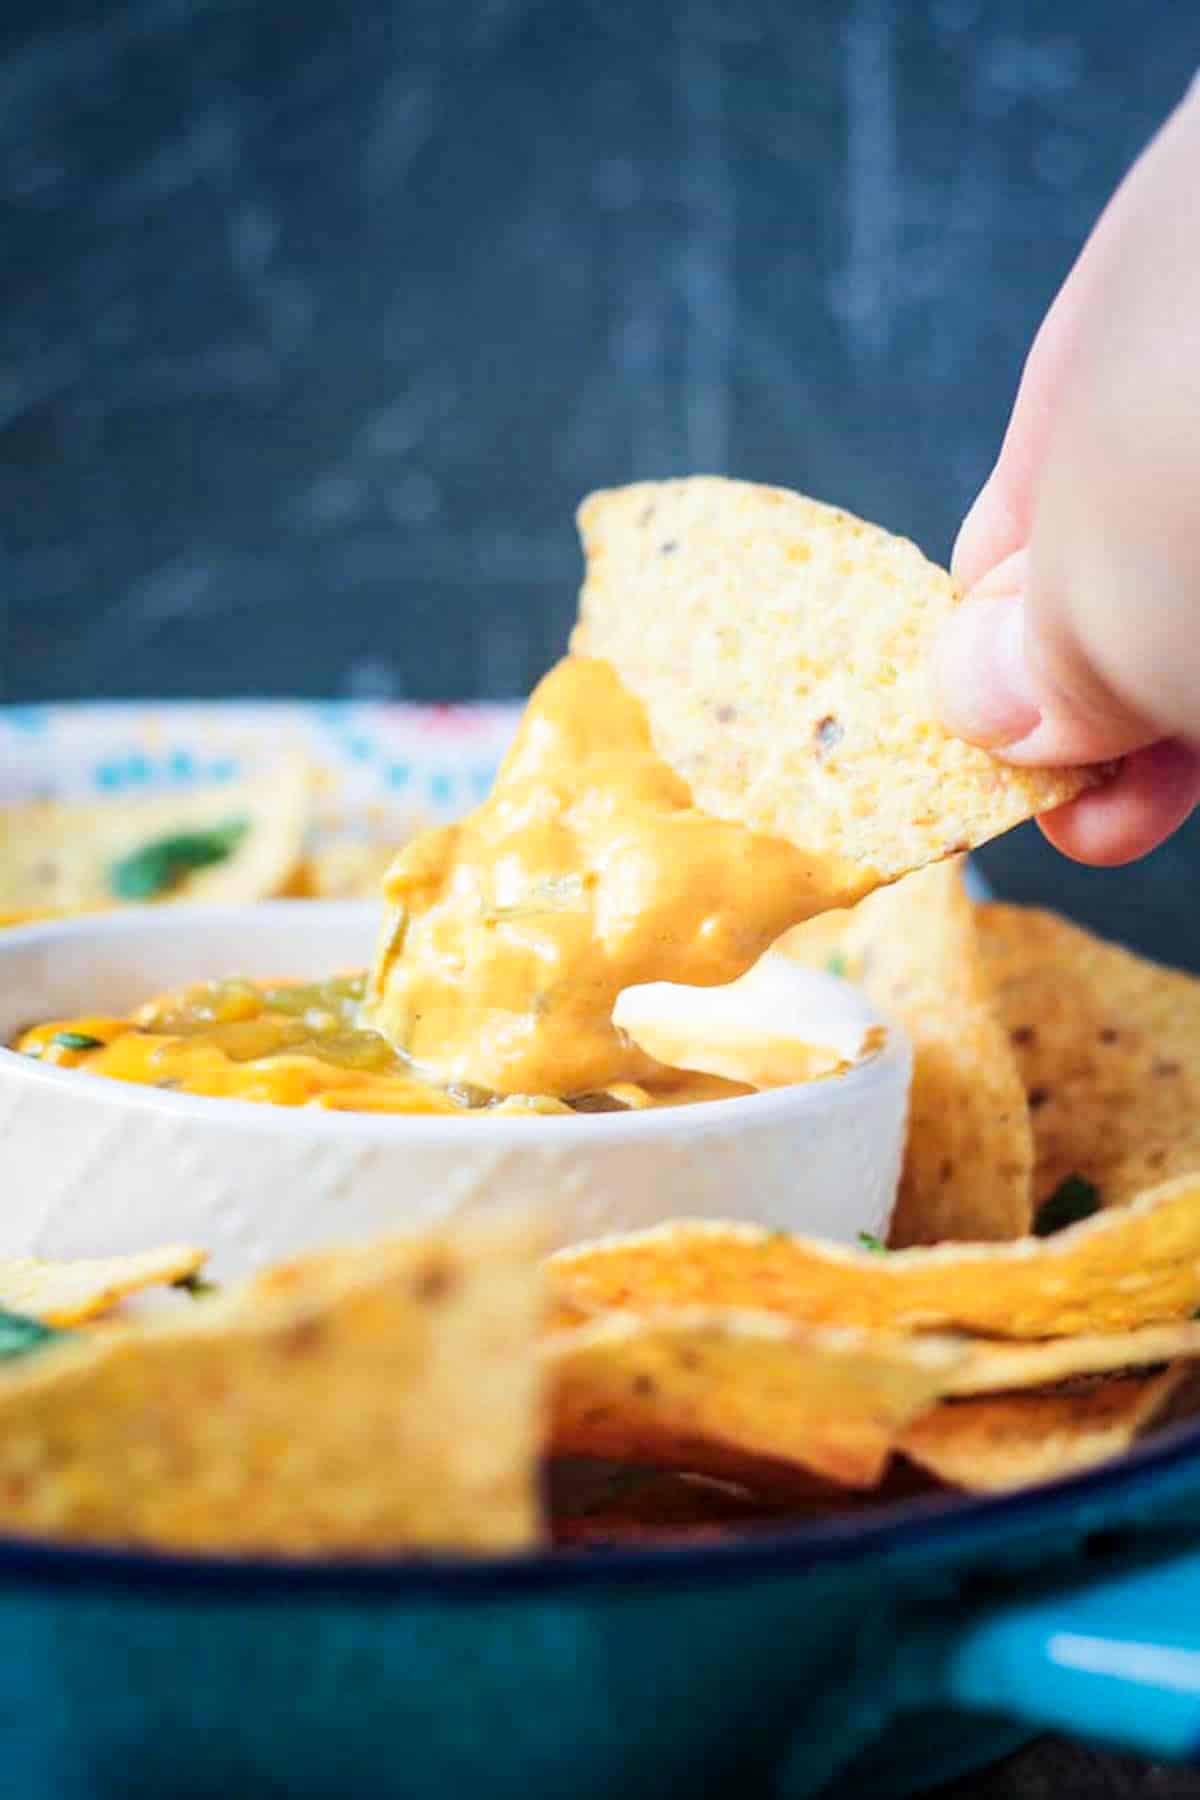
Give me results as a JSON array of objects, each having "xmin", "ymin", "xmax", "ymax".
[
  {"xmin": 857, "ymin": 1231, "xmax": 887, "ymax": 1253},
  {"xmin": 825, "ymin": 951, "xmax": 848, "ymax": 979},
  {"xmin": 1034, "ymin": 1173, "xmax": 1100, "ymax": 1237},
  {"xmin": 108, "ymin": 817, "xmax": 249, "ymax": 901},
  {"xmin": 51, "ymin": 1031, "xmax": 104, "ymax": 1052},
  {"xmin": 0, "ymin": 1309, "xmax": 65, "ymax": 1362}
]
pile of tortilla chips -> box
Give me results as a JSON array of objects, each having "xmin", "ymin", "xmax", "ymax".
[
  {"xmin": 545, "ymin": 860, "xmax": 1200, "ymax": 1509},
  {"xmin": 543, "ymin": 480, "xmax": 1200, "ymax": 1523},
  {"xmin": 0, "ymin": 476, "xmax": 1196, "ymax": 1555}
]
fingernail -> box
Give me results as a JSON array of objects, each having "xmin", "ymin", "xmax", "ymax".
[{"xmin": 932, "ymin": 592, "xmax": 1042, "ymax": 748}]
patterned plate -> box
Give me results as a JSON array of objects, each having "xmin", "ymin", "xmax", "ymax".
[
  {"xmin": 0, "ymin": 701, "xmax": 523, "ymax": 827},
  {"xmin": 0, "ymin": 698, "xmax": 989, "ymax": 892}
]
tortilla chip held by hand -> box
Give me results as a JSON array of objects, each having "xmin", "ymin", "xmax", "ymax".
[{"xmin": 572, "ymin": 478, "xmax": 1100, "ymax": 893}]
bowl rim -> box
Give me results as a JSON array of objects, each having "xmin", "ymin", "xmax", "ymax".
[{"xmin": 0, "ymin": 900, "xmax": 902, "ymax": 1143}]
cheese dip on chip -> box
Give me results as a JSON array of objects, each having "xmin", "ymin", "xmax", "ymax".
[{"xmin": 15, "ymin": 479, "xmax": 1098, "ymax": 1116}]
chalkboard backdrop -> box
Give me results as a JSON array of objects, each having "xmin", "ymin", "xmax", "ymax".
[{"xmin": 2, "ymin": 0, "xmax": 1199, "ymax": 961}]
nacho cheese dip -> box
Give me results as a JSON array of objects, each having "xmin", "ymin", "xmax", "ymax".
[
  {"xmin": 17, "ymin": 973, "xmax": 753, "ymax": 1116},
  {"xmin": 17, "ymin": 658, "xmax": 865, "ymax": 1115}
]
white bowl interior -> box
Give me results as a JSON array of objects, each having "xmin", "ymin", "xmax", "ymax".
[{"xmin": 0, "ymin": 900, "xmax": 384, "ymax": 1031}]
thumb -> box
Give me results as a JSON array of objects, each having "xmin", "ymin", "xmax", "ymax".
[{"xmin": 931, "ymin": 548, "xmax": 1157, "ymax": 766}]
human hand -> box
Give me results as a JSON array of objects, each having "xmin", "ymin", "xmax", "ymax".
[{"xmin": 932, "ymin": 77, "xmax": 1200, "ymax": 865}]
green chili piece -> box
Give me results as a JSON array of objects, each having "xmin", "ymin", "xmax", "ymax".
[
  {"xmin": 51, "ymin": 1031, "xmax": 104, "ymax": 1052},
  {"xmin": 108, "ymin": 816, "xmax": 250, "ymax": 900}
]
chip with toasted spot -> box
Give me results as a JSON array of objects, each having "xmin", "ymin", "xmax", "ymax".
[
  {"xmin": 0, "ymin": 755, "xmax": 312, "ymax": 914},
  {"xmin": 549, "ymin": 1174, "xmax": 1200, "ymax": 1340},
  {"xmin": 977, "ymin": 903, "xmax": 1200, "ymax": 1213},
  {"xmin": 781, "ymin": 861, "xmax": 1033, "ymax": 1245},
  {"xmin": 544, "ymin": 1306, "xmax": 963, "ymax": 1488},
  {"xmin": 0, "ymin": 1216, "xmax": 544, "ymax": 1554},
  {"xmin": 899, "ymin": 1368, "xmax": 1189, "ymax": 1493},
  {"xmin": 571, "ymin": 479, "xmax": 1099, "ymax": 888},
  {"xmin": 0, "ymin": 1246, "xmax": 208, "ymax": 1325}
]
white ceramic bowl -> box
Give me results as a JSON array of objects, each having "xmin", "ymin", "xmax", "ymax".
[{"xmin": 0, "ymin": 903, "xmax": 911, "ymax": 1275}]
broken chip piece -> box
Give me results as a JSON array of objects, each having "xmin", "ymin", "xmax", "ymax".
[{"xmin": 0, "ymin": 1246, "xmax": 209, "ymax": 1326}]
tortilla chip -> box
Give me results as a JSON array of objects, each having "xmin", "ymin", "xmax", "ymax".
[
  {"xmin": 549, "ymin": 1173, "xmax": 1200, "ymax": 1339},
  {"xmin": 900, "ymin": 1368, "xmax": 1188, "ymax": 1492},
  {"xmin": 571, "ymin": 479, "xmax": 1098, "ymax": 888},
  {"xmin": 544, "ymin": 1307, "xmax": 964, "ymax": 1487},
  {"xmin": 781, "ymin": 861, "xmax": 1033, "ymax": 1245},
  {"xmin": 951, "ymin": 1322, "xmax": 1200, "ymax": 1395},
  {"xmin": 0, "ymin": 1246, "xmax": 207, "ymax": 1325},
  {"xmin": 0, "ymin": 755, "xmax": 311, "ymax": 914},
  {"xmin": 0, "ymin": 1217, "xmax": 543, "ymax": 1554},
  {"xmin": 977, "ymin": 904, "xmax": 1200, "ymax": 1213},
  {"xmin": 0, "ymin": 908, "xmax": 91, "ymax": 929}
]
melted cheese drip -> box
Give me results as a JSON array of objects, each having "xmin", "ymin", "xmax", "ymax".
[{"xmin": 364, "ymin": 656, "xmax": 861, "ymax": 1096}]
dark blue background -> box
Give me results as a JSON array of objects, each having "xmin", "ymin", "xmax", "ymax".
[{"xmin": 2, "ymin": 0, "xmax": 1199, "ymax": 959}]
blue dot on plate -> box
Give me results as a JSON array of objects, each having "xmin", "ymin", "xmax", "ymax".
[
  {"xmin": 428, "ymin": 771, "xmax": 454, "ymax": 809},
  {"xmin": 386, "ymin": 762, "xmax": 411, "ymax": 791}
]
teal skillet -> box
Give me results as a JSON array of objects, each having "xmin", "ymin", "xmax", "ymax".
[{"xmin": 1, "ymin": 1410, "xmax": 1200, "ymax": 1798}]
